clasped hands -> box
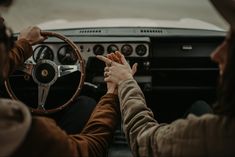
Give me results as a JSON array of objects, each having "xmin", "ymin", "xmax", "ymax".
[{"xmin": 96, "ymin": 51, "xmax": 138, "ymax": 94}]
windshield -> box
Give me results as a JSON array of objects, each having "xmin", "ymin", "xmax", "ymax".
[{"xmin": 2, "ymin": 0, "xmax": 228, "ymax": 32}]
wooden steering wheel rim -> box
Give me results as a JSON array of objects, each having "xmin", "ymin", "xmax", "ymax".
[{"xmin": 5, "ymin": 31, "xmax": 85, "ymax": 114}]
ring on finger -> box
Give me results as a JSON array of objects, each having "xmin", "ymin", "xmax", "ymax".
[
  {"xmin": 107, "ymin": 61, "xmax": 112, "ymax": 67},
  {"xmin": 104, "ymin": 67, "xmax": 109, "ymax": 72},
  {"xmin": 104, "ymin": 72, "xmax": 109, "ymax": 77}
]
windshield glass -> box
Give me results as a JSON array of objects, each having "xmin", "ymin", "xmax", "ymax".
[{"xmin": 2, "ymin": 0, "xmax": 228, "ymax": 32}]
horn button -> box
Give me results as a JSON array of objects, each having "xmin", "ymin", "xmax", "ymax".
[{"xmin": 32, "ymin": 60, "xmax": 58, "ymax": 85}]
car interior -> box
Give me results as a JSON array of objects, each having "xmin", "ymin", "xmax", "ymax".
[{"xmin": 0, "ymin": 17, "xmax": 226, "ymax": 156}]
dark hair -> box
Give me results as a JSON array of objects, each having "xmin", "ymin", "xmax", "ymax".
[
  {"xmin": 215, "ymin": 31, "xmax": 235, "ymax": 117},
  {"xmin": 0, "ymin": 0, "xmax": 13, "ymax": 7}
]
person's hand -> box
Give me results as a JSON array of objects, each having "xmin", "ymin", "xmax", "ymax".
[
  {"xmin": 107, "ymin": 51, "xmax": 137, "ymax": 76},
  {"xmin": 106, "ymin": 74, "xmax": 117, "ymax": 94},
  {"xmin": 102, "ymin": 53, "xmax": 119, "ymax": 94},
  {"xmin": 104, "ymin": 52, "xmax": 122, "ymax": 94},
  {"xmin": 97, "ymin": 51, "xmax": 138, "ymax": 85},
  {"xmin": 17, "ymin": 26, "xmax": 46, "ymax": 45}
]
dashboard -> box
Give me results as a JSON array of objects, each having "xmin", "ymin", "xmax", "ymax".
[
  {"xmin": 29, "ymin": 38, "xmax": 149, "ymax": 65},
  {"xmin": 8, "ymin": 25, "xmax": 225, "ymax": 119},
  {"xmin": 1, "ymin": 24, "xmax": 226, "ymax": 116}
]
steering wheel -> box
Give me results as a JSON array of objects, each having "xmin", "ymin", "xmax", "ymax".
[{"xmin": 5, "ymin": 31, "xmax": 85, "ymax": 114}]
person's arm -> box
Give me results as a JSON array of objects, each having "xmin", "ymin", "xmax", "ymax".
[
  {"xmin": 1, "ymin": 39, "xmax": 33, "ymax": 80},
  {"xmin": 78, "ymin": 93, "xmax": 119, "ymax": 156},
  {"xmin": 96, "ymin": 52, "xmax": 164, "ymax": 156},
  {"xmin": 12, "ymin": 93, "xmax": 119, "ymax": 157},
  {"xmin": 118, "ymin": 78, "xmax": 165, "ymax": 157},
  {"xmin": 96, "ymin": 52, "xmax": 222, "ymax": 157},
  {"xmin": 1, "ymin": 26, "xmax": 45, "ymax": 80}
]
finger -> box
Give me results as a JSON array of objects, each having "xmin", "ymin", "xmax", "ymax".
[
  {"xmin": 104, "ymin": 76, "xmax": 111, "ymax": 82},
  {"xmin": 131, "ymin": 63, "xmax": 138, "ymax": 75},
  {"xmin": 40, "ymin": 31, "xmax": 48, "ymax": 37},
  {"xmin": 109, "ymin": 54, "xmax": 116, "ymax": 62},
  {"xmin": 104, "ymin": 71, "xmax": 109, "ymax": 77},
  {"xmin": 104, "ymin": 67, "xmax": 109, "ymax": 72},
  {"xmin": 104, "ymin": 77, "xmax": 109, "ymax": 82},
  {"xmin": 111, "ymin": 53, "xmax": 120, "ymax": 63},
  {"xmin": 106, "ymin": 54, "xmax": 113, "ymax": 60},
  {"xmin": 107, "ymin": 54, "xmax": 119, "ymax": 67},
  {"xmin": 115, "ymin": 51, "xmax": 123, "ymax": 64},
  {"xmin": 38, "ymin": 36, "xmax": 47, "ymax": 43},
  {"xmin": 120, "ymin": 53, "xmax": 129, "ymax": 65},
  {"xmin": 96, "ymin": 55, "xmax": 112, "ymax": 64},
  {"xmin": 106, "ymin": 54, "xmax": 115, "ymax": 67},
  {"xmin": 41, "ymin": 35, "xmax": 48, "ymax": 41},
  {"xmin": 32, "ymin": 37, "xmax": 46, "ymax": 45}
]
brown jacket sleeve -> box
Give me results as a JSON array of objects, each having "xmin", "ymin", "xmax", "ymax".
[
  {"xmin": 12, "ymin": 93, "xmax": 119, "ymax": 157},
  {"xmin": 2, "ymin": 39, "xmax": 33, "ymax": 80}
]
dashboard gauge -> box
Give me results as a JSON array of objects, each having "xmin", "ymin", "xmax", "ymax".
[
  {"xmin": 57, "ymin": 45, "xmax": 78, "ymax": 65},
  {"xmin": 33, "ymin": 45, "xmax": 54, "ymax": 62},
  {"xmin": 107, "ymin": 44, "xmax": 119, "ymax": 54},
  {"xmin": 135, "ymin": 44, "xmax": 147, "ymax": 56},
  {"xmin": 121, "ymin": 44, "xmax": 133, "ymax": 56},
  {"xmin": 93, "ymin": 44, "xmax": 105, "ymax": 55}
]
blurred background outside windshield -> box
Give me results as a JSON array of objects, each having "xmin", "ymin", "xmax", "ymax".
[{"xmin": 1, "ymin": 0, "xmax": 228, "ymax": 32}]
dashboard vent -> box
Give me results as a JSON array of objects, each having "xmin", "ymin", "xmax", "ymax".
[
  {"xmin": 78, "ymin": 29, "xmax": 103, "ymax": 34},
  {"xmin": 140, "ymin": 28, "xmax": 165, "ymax": 34}
]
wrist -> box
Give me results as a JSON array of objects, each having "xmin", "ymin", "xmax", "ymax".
[
  {"xmin": 117, "ymin": 74, "xmax": 133, "ymax": 84},
  {"xmin": 107, "ymin": 88, "xmax": 118, "ymax": 95}
]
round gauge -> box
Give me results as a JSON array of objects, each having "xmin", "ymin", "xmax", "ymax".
[
  {"xmin": 33, "ymin": 45, "xmax": 54, "ymax": 62},
  {"xmin": 57, "ymin": 45, "xmax": 78, "ymax": 65},
  {"xmin": 107, "ymin": 44, "xmax": 119, "ymax": 54},
  {"xmin": 93, "ymin": 44, "xmax": 105, "ymax": 55},
  {"xmin": 136, "ymin": 44, "xmax": 147, "ymax": 56},
  {"xmin": 121, "ymin": 44, "xmax": 133, "ymax": 56}
]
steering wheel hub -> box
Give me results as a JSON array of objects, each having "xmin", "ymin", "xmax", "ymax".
[
  {"xmin": 32, "ymin": 60, "xmax": 58, "ymax": 85},
  {"xmin": 41, "ymin": 69, "xmax": 49, "ymax": 77}
]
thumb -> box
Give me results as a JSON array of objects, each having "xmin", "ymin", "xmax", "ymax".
[
  {"xmin": 31, "ymin": 36, "xmax": 47, "ymax": 45},
  {"xmin": 131, "ymin": 63, "xmax": 138, "ymax": 76},
  {"xmin": 120, "ymin": 53, "xmax": 129, "ymax": 65},
  {"xmin": 39, "ymin": 36, "xmax": 47, "ymax": 43}
]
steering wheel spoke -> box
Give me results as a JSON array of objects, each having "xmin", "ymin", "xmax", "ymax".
[
  {"xmin": 17, "ymin": 63, "xmax": 35, "ymax": 75},
  {"xmin": 58, "ymin": 65, "xmax": 81, "ymax": 77},
  {"xmin": 37, "ymin": 84, "xmax": 51, "ymax": 110}
]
